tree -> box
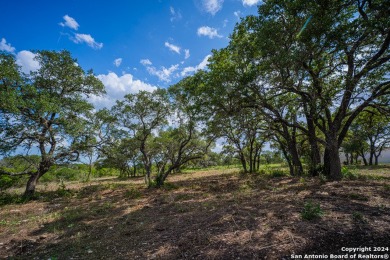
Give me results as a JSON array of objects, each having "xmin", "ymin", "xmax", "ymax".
[
  {"xmin": 153, "ymin": 125, "xmax": 210, "ymax": 187},
  {"xmin": 0, "ymin": 50, "xmax": 104, "ymax": 198},
  {"xmin": 218, "ymin": 0, "xmax": 390, "ymax": 179},
  {"xmin": 77, "ymin": 108, "xmax": 118, "ymax": 180},
  {"xmin": 112, "ymin": 89, "xmax": 171, "ymax": 185},
  {"xmin": 352, "ymin": 108, "xmax": 390, "ymax": 165}
]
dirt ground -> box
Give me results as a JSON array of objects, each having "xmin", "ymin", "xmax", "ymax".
[{"xmin": 0, "ymin": 167, "xmax": 389, "ymax": 259}]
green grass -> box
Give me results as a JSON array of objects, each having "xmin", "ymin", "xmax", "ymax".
[
  {"xmin": 301, "ymin": 200, "xmax": 324, "ymax": 220},
  {"xmin": 124, "ymin": 188, "xmax": 142, "ymax": 199}
]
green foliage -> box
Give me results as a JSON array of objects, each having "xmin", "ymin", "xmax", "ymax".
[
  {"xmin": 318, "ymin": 174, "xmax": 327, "ymax": 184},
  {"xmin": 268, "ymin": 169, "xmax": 289, "ymax": 178},
  {"xmin": 0, "ymin": 50, "xmax": 105, "ymax": 197},
  {"xmin": 0, "ymin": 192, "xmax": 29, "ymax": 206},
  {"xmin": 0, "ymin": 175, "xmax": 19, "ymax": 191},
  {"xmin": 301, "ymin": 200, "xmax": 324, "ymax": 220},
  {"xmin": 341, "ymin": 167, "xmax": 358, "ymax": 180},
  {"xmin": 352, "ymin": 212, "xmax": 367, "ymax": 224},
  {"xmin": 348, "ymin": 193, "xmax": 369, "ymax": 201},
  {"xmin": 124, "ymin": 188, "xmax": 142, "ymax": 199}
]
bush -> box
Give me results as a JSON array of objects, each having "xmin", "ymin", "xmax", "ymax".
[
  {"xmin": 0, "ymin": 175, "xmax": 17, "ymax": 192},
  {"xmin": 301, "ymin": 200, "xmax": 324, "ymax": 220},
  {"xmin": 124, "ymin": 188, "xmax": 142, "ymax": 199},
  {"xmin": 341, "ymin": 166, "xmax": 358, "ymax": 180}
]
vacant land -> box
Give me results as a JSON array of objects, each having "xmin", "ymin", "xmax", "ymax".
[{"xmin": 1, "ymin": 166, "xmax": 389, "ymax": 259}]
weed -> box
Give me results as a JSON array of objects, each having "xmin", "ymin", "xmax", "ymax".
[
  {"xmin": 0, "ymin": 193, "xmax": 28, "ymax": 206},
  {"xmin": 319, "ymin": 174, "xmax": 327, "ymax": 184},
  {"xmin": 301, "ymin": 200, "xmax": 324, "ymax": 220},
  {"xmin": 348, "ymin": 193, "xmax": 369, "ymax": 201},
  {"xmin": 124, "ymin": 188, "xmax": 142, "ymax": 199},
  {"xmin": 384, "ymin": 184, "xmax": 390, "ymax": 191},
  {"xmin": 342, "ymin": 167, "xmax": 358, "ymax": 180},
  {"xmin": 352, "ymin": 211, "xmax": 367, "ymax": 223},
  {"xmin": 162, "ymin": 182, "xmax": 179, "ymax": 191}
]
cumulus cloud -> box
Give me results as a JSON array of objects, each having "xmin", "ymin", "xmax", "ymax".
[
  {"xmin": 202, "ymin": 0, "xmax": 224, "ymax": 15},
  {"xmin": 91, "ymin": 72, "xmax": 158, "ymax": 108},
  {"xmin": 140, "ymin": 59, "xmax": 152, "ymax": 66},
  {"xmin": 184, "ymin": 49, "xmax": 190, "ymax": 59},
  {"xmin": 59, "ymin": 15, "xmax": 79, "ymax": 30},
  {"xmin": 181, "ymin": 54, "xmax": 211, "ymax": 76},
  {"xmin": 16, "ymin": 51, "xmax": 40, "ymax": 74},
  {"xmin": 197, "ymin": 26, "xmax": 222, "ymax": 39},
  {"xmin": 97, "ymin": 72, "xmax": 157, "ymax": 97},
  {"xmin": 73, "ymin": 33, "xmax": 103, "ymax": 49},
  {"xmin": 242, "ymin": 0, "xmax": 261, "ymax": 6},
  {"xmin": 113, "ymin": 58, "xmax": 122, "ymax": 67},
  {"xmin": 0, "ymin": 38, "xmax": 15, "ymax": 53},
  {"xmin": 165, "ymin": 42, "xmax": 181, "ymax": 54},
  {"xmin": 170, "ymin": 6, "xmax": 182, "ymax": 22},
  {"xmin": 147, "ymin": 64, "xmax": 180, "ymax": 82}
]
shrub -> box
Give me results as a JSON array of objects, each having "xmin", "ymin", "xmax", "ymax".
[
  {"xmin": 341, "ymin": 166, "xmax": 358, "ymax": 180},
  {"xmin": 124, "ymin": 188, "xmax": 142, "ymax": 199},
  {"xmin": 301, "ymin": 200, "xmax": 324, "ymax": 220},
  {"xmin": 352, "ymin": 211, "xmax": 367, "ymax": 223}
]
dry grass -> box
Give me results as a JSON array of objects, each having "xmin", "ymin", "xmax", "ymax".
[{"xmin": 0, "ymin": 166, "xmax": 389, "ymax": 259}]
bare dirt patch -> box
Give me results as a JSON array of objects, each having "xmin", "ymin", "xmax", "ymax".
[{"xmin": 0, "ymin": 168, "xmax": 389, "ymax": 259}]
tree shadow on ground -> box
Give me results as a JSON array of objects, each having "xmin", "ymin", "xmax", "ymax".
[{"xmin": 2, "ymin": 173, "xmax": 389, "ymax": 259}]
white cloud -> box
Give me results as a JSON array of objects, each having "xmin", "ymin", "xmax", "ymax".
[
  {"xmin": 140, "ymin": 58, "xmax": 180, "ymax": 82},
  {"xmin": 113, "ymin": 58, "xmax": 122, "ymax": 67},
  {"xmin": 223, "ymin": 19, "xmax": 228, "ymax": 27},
  {"xmin": 16, "ymin": 51, "xmax": 40, "ymax": 74},
  {"xmin": 170, "ymin": 6, "xmax": 182, "ymax": 22},
  {"xmin": 73, "ymin": 33, "xmax": 103, "ymax": 49},
  {"xmin": 59, "ymin": 15, "xmax": 79, "ymax": 30},
  {"xmin": 147, "ymin": 64, "xmax": 180, "ymax": 82},
  {"xmin": 202, "ymin": 0, "xmax": 224, "ymax": 15},
  {"xmin": 140, "ymin": 59, "xmax": 152, "ymax": 66},
  {"xmin": 165, "ymin": 42, "xmax": 181, "ymax": 54},
  {"xmin": 0, "ymin": 38, "xmax": 15, "ymax": 53},
  {"xmin": 197, "ymin": 26, "xmax": 222, "ymax": 39},
  {"xmin": 181, "ymin": 54, "xmax": 211, "ymax": 76},
  {"xmin": 242, "ymin": 0, "xmax": 261, "ymax": 6},
  {"xmin": 184, "ymin": 49, "xmax": 190, "ymax": 59},
  {"xmin": 234, "ymin": 11, "xmax": 242, "ymax": 19},
  {"xmin": 93, "ymin": 72, "xmax": 157, "ymax": 108}
]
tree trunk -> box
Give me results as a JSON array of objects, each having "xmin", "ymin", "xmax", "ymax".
[
  {"xmin": 133, "ymin": 160, "xmax": 137, "ymax": 177},
  {"xmin": 145, "ymin": 164, "xmax": 151, "ymax": 185},
  {"xmin": 374, "ymin": 155, "xmax": 379, "ymax": 165},
  {"xmin": 369, "ymin": 146, "xmax": 374, "ymax": 165},
  {"xmin": 307, "ymin": 120, "xmax": 321, "ymax": 172},
  {"xmin": 288, "ymin": 142, "xmax": 303, "ymax": 176},
  {"xmin": 23, "ymin": 159, "xmax": 51, "ymax": 198},
  {"xmin": 323, "ymin": 137, "xmax": 342, "ymax": 180},
  {"xmin": 360, "ymin": 150, "xmax": 368, "ymax": 166},
  {"xmin": 24, "ymin": 173, "xmax": 41, "ymax": 198},
  {"xmin": 239, "ymin": 153, "xmax": 247, "ymax": 173},
  {"xmin": 345, "ymin": 153, "xmax": 349, "ymax": 165}
]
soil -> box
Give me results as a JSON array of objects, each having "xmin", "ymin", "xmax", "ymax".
[{"xmin": 0, "ymin": 168, "xmax": 389, "ymax": 259}]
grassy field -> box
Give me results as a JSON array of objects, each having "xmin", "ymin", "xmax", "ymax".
[{"xmin": 0, "ymin": 165, "xmax": 389, "ymax": 259}]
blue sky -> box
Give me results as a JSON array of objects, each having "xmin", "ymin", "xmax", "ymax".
[{"xmin": 1, "ymin": 0, "xmax": 261, "ymax": 108}]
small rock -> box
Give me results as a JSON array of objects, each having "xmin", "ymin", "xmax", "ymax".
[
  {"xmin": 39, "ymin": 235, "xmax": 47, "ymax": 240},
  {"xmin": 87, "ymin": 249, "xmax": 93, "ymax": 254}
]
